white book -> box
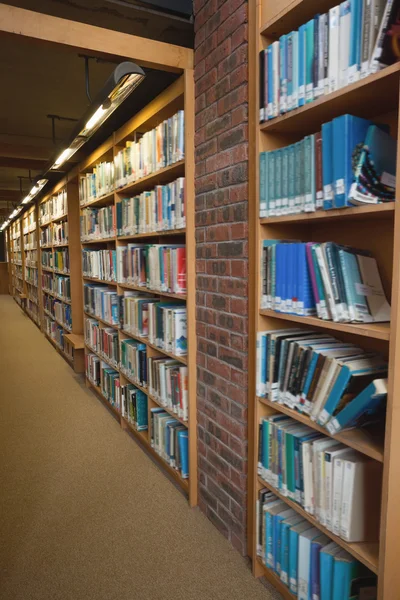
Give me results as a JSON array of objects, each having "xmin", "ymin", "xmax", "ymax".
[
  {"xmin": 323, "ymin": 446, "xmax": 350, "ymax": 530},
  {"xmin": 340, "ymin": 455, "xmax": 382, "ymax": 541},
  {"xmin": 272, "ymin": 41, "xmax": 280, "ymax": 118},
  {"xmin": 317, "ymin": 14, "xmax": 326, "ymax": 98},
  {"xmin": 314, "ymin": 244, "xmax": 338, "ymax": 321},
  {"xmin": 313, "ymin": 438, "xmax": 342, "ymax": 522},
  {"xmin": 339, "ymin": 1, "xmax": 352, "ymax": 88},
  {"xmin": 297, "ymin": 528, "xmax": 320, "ymax": 600},
  {"xmin": 370, "ymin": 0, "xmax": 394, "ymax": 72},
  {"xmin": 331, "ymin": 449, "xmax": 358, "ymax": 535},
  {"xmin": 357, "ymin": 254, "xmax": 391, "ymax": 322},
  {"xmin": 329, "ymin": 6, "xmax": 341, "ymax": 92}
]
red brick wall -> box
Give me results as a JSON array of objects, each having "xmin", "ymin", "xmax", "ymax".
[{"xmin": 194, "ymin": 0, "xmax": 249, "ymax": 555}]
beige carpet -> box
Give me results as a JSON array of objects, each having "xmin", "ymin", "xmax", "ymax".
[{"xmin": 0, "ymin": 296, "xmax": 281, "ymax": 600}]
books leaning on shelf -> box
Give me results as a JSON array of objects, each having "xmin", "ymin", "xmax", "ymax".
[
  {"xmin": 259, "ymin": 115, "xmax": 396, "ymax": 217},
  {"xmin": 256, "ymin": 490, "xmax": 378, "ymax": 598},
  {"xmin": 121, "ymin": 383, "xmax": 148, "ymax": 430},
  {"xmin": 257, "ymin": 423, "xmax": 382, "ymax": 542},
  {"xmin": 259, "ymin": 0, "xmax": 400, "ymax": 122},
  {"xmin": 54, "ymin": 300, "xmax": 72, "ymax": 331},
  {"xmin": 256, "ymin": 328, "xmax": 388, "ymax": 427},
  {"xmin": 53, "ymin": 221, "xmax": 68, "ymax": 246},
  {"xmin": 81, "ymin": 205, "xmax": 116, "ymax": 241},
  {"xmin": 120, "ymin": 338, "xmax": 147, "ymax": 387},
  {"xmin": 261, "ymin": 240, "xmax": 391, "ymax": 322},
  {"xmin": 41, "ymin": 249, "xmax": 53, "ymax": 269},
  {"xmin": 44, "ymin": 315, "xmax": 64, "ymax": 350},
  {"xmin": 84, "ymin": 284, "xmax": 119, "ymax": 326},
  {"xmin": 80, "ymin": 160, "xmax": 115, "ymax": 205},
  {"xmin": 121, "ymin": 292, "xmax": 187, "ymax": 357},
  {"xmin": 117, "ymin": 244, "xmax": 186, "ymax": 294},
  {"xmin": 40, "ymin": 225, "xmax": 52, "ymax": 247},
  {"xmin": 114, "ymin": 110, "xmax": 185, "ymax": 189},
  {"xmin": 82, "ymin": 249, "xmax": 117, "ymax": 282},
  {"xmin": 84, "ymin": 317, "xmax": 119, "ymax": 368},
  {"xmin": 54, "ymin": 275, "xmax": 71, "ymax": 301},
  {"xmin": 148, "ymin": 357, "xmax": 188, "ymax": 421},
  {"xmin": 150, "ymin": 407, "xmax": 189, "ymax": 478},
  {"xmin": 85, "ymin": 353, "xmax": 121, "ymax": 410},
  {"xmin": 40, "ymin": 190, "xmax": 67, "ymax": 224},
  {"xmin": 54, "ymin": 248, "xmax": 70, "ymax": 273},
  {"xmin": 117, "ymin": 177, "xmax": 185, "ymax": 236}
]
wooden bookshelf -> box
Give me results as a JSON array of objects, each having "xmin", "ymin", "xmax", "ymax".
[
  {"xmin": 78, "ymin": 75, "xmax": 197, "ymax": 506},
  {"xmin": 10, "ymin": 218, "xmax": 25, "ymax": 305},
  {"xmin": 249, "ymin": 0, "xmax": 400, "ymax": 597},
  {"xmin": 22, "ymin": 204, "xmax": 41, "ymax": 327},
  {"xmin": 38, "ymin": 178, "xmax": 84, "ymax": 372}
]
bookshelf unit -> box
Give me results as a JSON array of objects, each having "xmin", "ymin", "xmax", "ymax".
[
  {"xmin": 78, "ymin": 75, "xmax": 197, "ymax": 506},
  {"xmin": 22, "ymin": 204, "xmax": 40, "ymax": 327},
  {"xmin": 249, "ymin": 0, "xmax": 400, "ymax": 597},
  {"xmin": 10, "ymin": 218, "xmax": 25, "ymax": 305},
  {"xmin": 38, "ymin": 179, "xmax": 84, "ymax": 372}
]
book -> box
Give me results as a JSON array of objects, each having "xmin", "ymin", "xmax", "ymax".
[{"xmin": 327, "ymin": 377, "xmax": 387, "ymax": 432}]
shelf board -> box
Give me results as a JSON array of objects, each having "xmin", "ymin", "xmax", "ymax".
[
  {"xmin": 115, "ymin": 160, "xmax": 185, "ymax": 196},
  {"xmin": 257, "ymin": 476, "xmax": 379, "ymax": 574},
  {"xmin": 80, "ymin": 190, "xmax": 115, "ymax": 208},
  {"xmin": 41, "ymin": 266, "xmax": 54, "ymax": 273},
  {"xmin": 64, "ymin": 333, "xmax": 84, "ymax": 350},
  {"xmin": 83, "ymin": 275, "xmax": 118, "ymax": 286},
  {"xmin": 51, "ymin": 213, "xmax": 68, "ymax": 223},
  {"xmin": 260, "ymin": 63, "xmax": 400, "ymax": 136},
  {"xmin": 261, "ymin": 0, "xmax": 345, "ymax": 38},
  {"xmin": 258, "ymin": 396, "xmax": 384, "ymax": 462},
  {"xmin": 261, "ymin": 203, "xmax": 395, "ymax": 225},
  {"xmin": 81, "ymin": 237, "xmax": 116, "ymax": 245},
  {"xmin": 118, "ymin": 227, "xmax": 186, "ymax": 241},
  {"xmin": 84, "ymin": 310, "xmax": 120, "ymax": 330},
  {"xmin": 118, "ymin": 281, "xmax": 187, "ymax": 300},
  {"xmin": 121, "ymin": 328, "xmax": 188, "ymax": 364},
  {"xmin": 255, "ymin": 560, "xmax": 295, "ymax": 599},
  {"xmin": 42, "ymin": 288, "xmax": 71, "ymax": 305},
  {"xmin": 259, "ymin": 309, "xmax": 390, "ymax": 341},
  {"xmin": 53, "ymin": 242, "xmax": 69, "ymax": 248}
]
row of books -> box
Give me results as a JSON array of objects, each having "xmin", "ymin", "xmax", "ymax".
[
  {"xmin": 54, "ymin": 248, "xmax": 70, "ymax": 273},
  {"xmin": 114, "ymin": 110, "xmax": 185, "ymax": 189},
  {"xmin": 44, "ymin": 315, "xmax": 65, "ymax": 351},
  {"xmin": 122, "ymin": 295, "xmax": 187, "ymax": 357},
  {"xmin": 26, "ymin": 283, "xmax": 38, "ymax": 304},
  {"xmin": 41, "ymin": 249, "xmax": 53, "ymax": 269},
  {"xmin": 148, "ymin": 357, "xmax": 188, "ymax": 421},
  {"xmin": 82, "ymin": 249, "xmax": 117, "ymax": 282},
  {"xmin": 259, "ymin": 116, "xmax": 396, "ymax": 217},
  {"xmin": 117, "ymin": 177, "xmax": 185, "ymax": 236},
  {"xmin": 150, "ymin": 408, "xmax": 189, "ymax": 478},
  {"xmin": 256, "ymin": 329, "xmax": 388, "ymax": 432},
  {"xmin": 257, "ymin": 489, "xmax": 377, "ymax": 599},
  {"xmin": 23, "ymin": 211, "xmax": 35, "ymax": 233},
  {"xmin": 39, "ymin": 190, "xmax": 67, "ymax": 225},
  {"xmin": 261, "ymin": 240, "xmax": 391, "ymax": 323},
  {"xmin": 26, "ymin": 299, "xmax": 40, "ymax": 322},
  {"xmin": 117, "ymin": 244, "xmax": 186, "ymax": 294},
  {"xmin": 25, "ymin": 266, "xmax": 38, "ymax": 286},
  {"xmin": 81, "ymin": 206, "xmax": 116, "ymax": 241},
  {"xmin": 80, "ymin": 161, "xmax": 114, "ymax": 205},
  {"xmin": 121, "ymin": 384, "xmax": 148, "ymax": 431},
  {"xmin": 84, "ymin": 318, "xmax": 119, "ymax": 369},
  {"xmin": 54, "ymin": 300, "xmax": 72, "ymax": 331},
  {"xmin": 25, "ymin": 250, "xmax": 37, "ymax": 267},
  {"xmin": 259, "ymin": 0, "xmax": 397, "ymax": 121},
  {"xmin": 53, "ymin": 221, "xmax": 69, "ymax": 246},
  {"xmin": 258, "ymin": 417, "xmax": 382, "ymax": 542},
  {"xmin": 120, "ymin": 338, "xmax": 147, "ymax": 387},
  {"xmin": 86, "ymin": 354, "xmax": 121, "ymax": 410},
  {"xmin": 23, "ymin": 231, "xmax": 36, "ymax": 250},
  {"xmin": 42, "ymin": 273, "xmax": 71, "ymax": 301},
  {"xmin": 84, "ymin": 284, "xmax": 119, "ymax": 326}
]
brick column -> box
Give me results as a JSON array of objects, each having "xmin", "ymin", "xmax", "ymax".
[{"xmin": 194, "ymin": 0, "xmax": 249, "ymax": 555}]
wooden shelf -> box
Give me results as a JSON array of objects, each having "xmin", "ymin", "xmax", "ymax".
[
  {"xmin": 118, "ymin": 281, "xmax": 187, "ymax": 300},
  {"xmin": 81, "ymin": 237, "xmax": 116, "ymax": 245},
  {"xmin": 259, "ymin": 309, "xmax": 390, "ymax": 341},
  {"xmin": 53, "ymin": 242, "xmax": 69, "ymax": 248},
  {"xmin": 115, "ymin": 160, "xmax": 185, "ymax": 196},
  {"xmin": 118, "ymin": 227, "xmax": 186, "ymax": 240},
  {"xmin": 84, "ymin": 310, "xmax": 120, "ymax": 329},
  {"xmin": 261, "ymin": 203, "xmax": 395, "ymax": 225},
  {"xmin": 121, "ymin": 328, "xmax": 187, "ymax": 364},
  {"xmin": 86, "ymin": 378, "xmax": 122, "ymax": 421},
  {"xmin": 258, "ymin": 396, "xmax": 384, "ymax": 462},
  {"xmin": 257, "ymin": 476, "xmax": 379, "ymax": 574},
  {"xmin": 260, "ymin": 63, "xmax": 400, "ymax": 136},
  {"xmin": 84, "ymin": 342, "xmax": 119, "ymax": 371},
  {"xmin": 80, "ymin": 190, "xmax": 115, "ymax": 208},
  {"xmin": 83, "ymin": 276, "xmax": 117, "ymax": 286},
  {"xmin": 64, "ymin": 333, "xmax": 84, "ymax": 350},
  {"xmin": 255, "ymin": 560, "xmax": 295, "ymax": 599}
]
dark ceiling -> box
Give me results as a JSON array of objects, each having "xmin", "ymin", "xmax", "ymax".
[{"xmin": 0, "ymin": 0, "xmax": 193, "ymax": 218}]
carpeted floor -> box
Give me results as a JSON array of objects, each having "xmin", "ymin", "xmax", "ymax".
[{"xmin": 0, "ymin": 296, "xmax": 281, "ymax": 600}]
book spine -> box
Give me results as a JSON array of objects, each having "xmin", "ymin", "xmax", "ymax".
[
  {"xmin": 298, "ymin": 24, "xmax": 306, "ymax": 106},
  {"xmin": 329, "ymin": 6, "xmax": 340, "ymax": 92},
  {"xmin": 279, "ymin": 35, "xmax": 287, "ymax": 114},
  {"xmin": 339, "ymin": 0, "xmax": 352, "ymax": 89},
  {"xmin": 260, "ymin": 49, "xmax": 265, "ymax": 122},
  {"xmin": 305, "ymin": 19, "xmax": 315, "ymax": 103},
  {"xmin": 287, "ymin": 33, "xmax": 293, "ymax": 110},
  {"xmin": 315, "ymin": 131, "xmax": 324, "ymax": 209}
]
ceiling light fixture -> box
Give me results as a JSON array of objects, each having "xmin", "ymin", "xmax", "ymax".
[
  {"xmin": 21, "ymin": 178, "xmax": 49, "ymax": 204},
  {"xmin": 50, "ymin": 61, "xmax": 145, "ymax": 171}
]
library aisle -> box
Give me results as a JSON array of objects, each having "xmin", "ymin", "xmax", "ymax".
[{"xmin": 0, "ymin": 296, "xmax": 279, "ymax": 600}]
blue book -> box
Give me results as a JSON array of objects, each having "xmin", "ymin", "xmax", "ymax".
[
  {"xmin": 273, "ymin": 509, "xmax": 295, "ymax": 573},
  {"xmin": 318, "ymin": 355, "xmax": 388, "ymax": 426},
  {"xmin": 327, "ymin": 377, "xmax": 387, "ymax": 433},
  {"xmin": 286, "ymin": 32, "xmax": 294, "ymax": 110},
  {"xmin": 280, "ymin": 515, "xmax": 304, "ymax": 586},
  {"xmin": 332, "ymin": 550, "xmax": 360, "ymax": 600},
  {"xmin": 305, "ymin": 19, "xmax": 315, "ymax": 103},
  {"xmin": 292, "ymin": 30, "xmax": 299, "ymax": 109},
  {"xmin": 349, "ymin": 0, "xmax": 362, "ymax": 82},
  {"xmin": 332, "ymin": 114, "xmax": 372, "ymax": 207},
  {"xmin": 289, "ymin": 521, "xmax": 312, "ymax": 594},
  {"xmin": 259, "ymin": 152, "xmax": 267, "ymax": 217},
  {"xmin": 297, "ymin": 527, "xmax": 320, "ymax": 600},
  {"xmin": 265, "ymin": 502, "xmax": 286, "ymax": 568},
  {"xmin": 321, "ymin": 121, "xmax": 334, "ymax": 209},
  {"xmin": 279, "ymin": 34, "xmax": 287, "ymax": 114},
  {"xmin": 177, "ymin": 429, "xmax": 189, "ymax": 478},
  {"xmin": 310, "ymin": 535, "xmax": 330, "ymax": 600},
  {"xmin": 298, "ymin": 24, "xmax": 306, "ymax": 107},
  {"xmin": 320, "ymin": 542, "xmax": 342, "ymax": 600},
  {"xmin": 267, "ymin": 46, "xmax": 273, "ymax": 118},
  {"xmin": 296, "ymin": 242, "xmax": 316, "ymax": 317},
  {"xmin": 262, "ymin": 419, "xmax": 270, "ymax": 474}
]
